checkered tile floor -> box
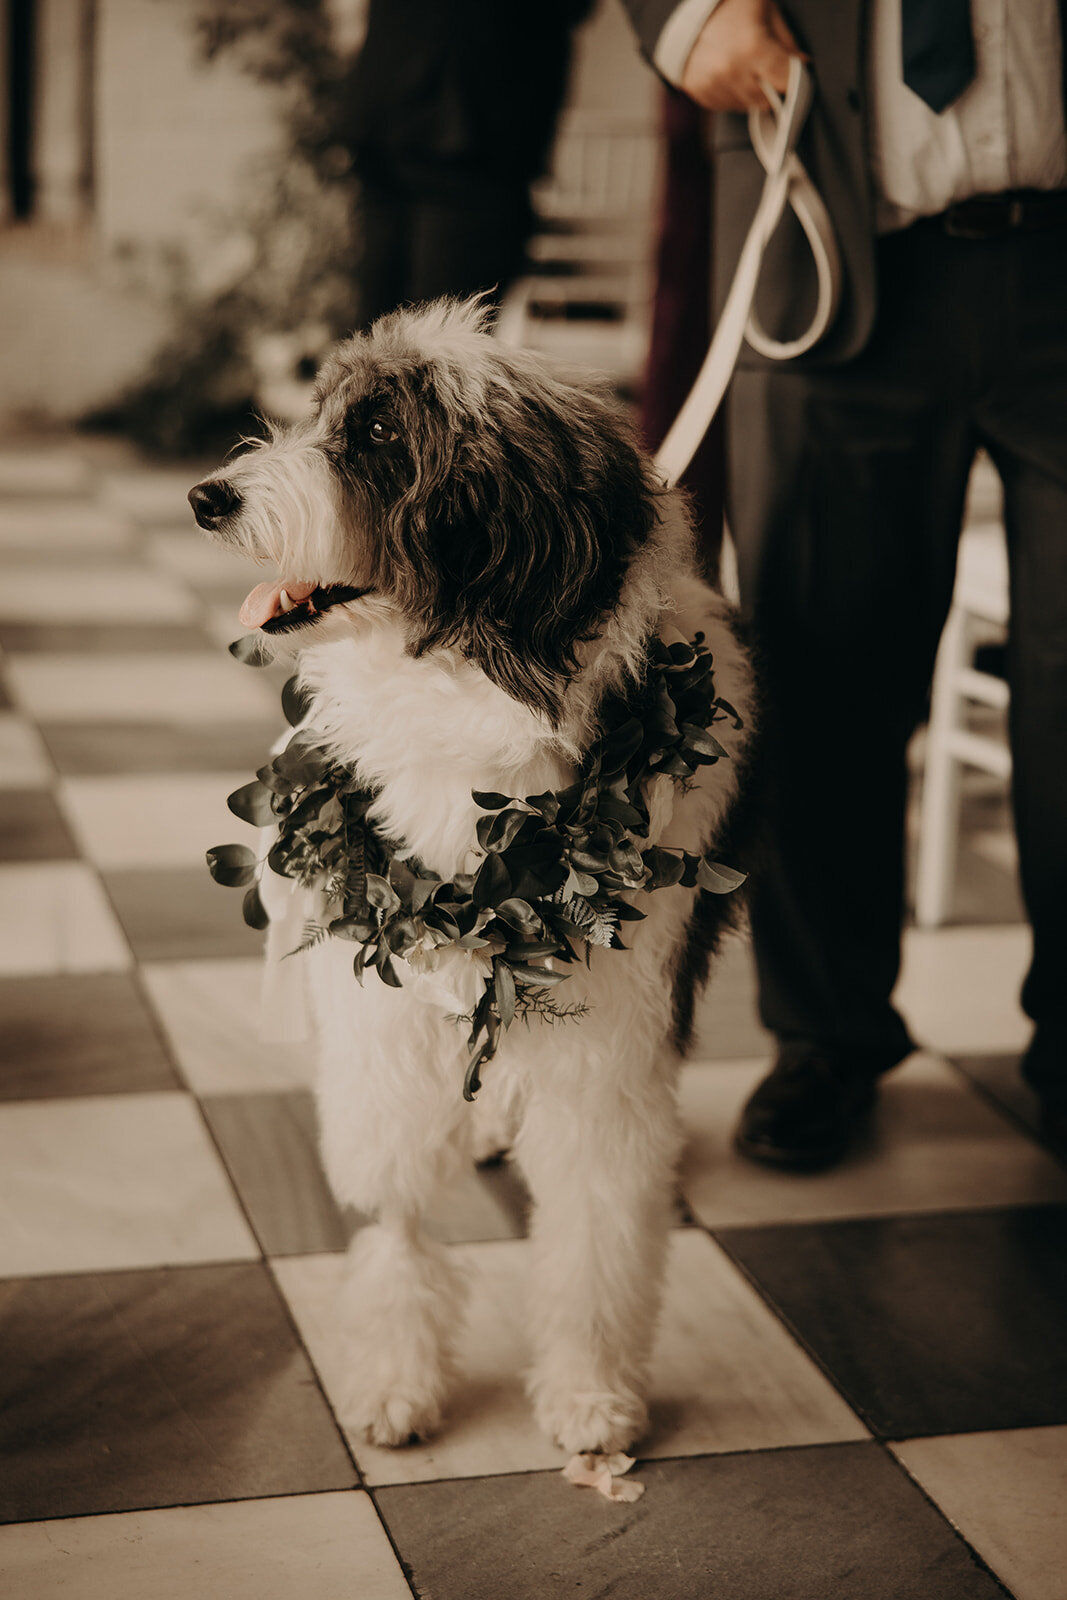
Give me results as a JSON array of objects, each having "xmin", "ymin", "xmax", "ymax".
[{"xmin": 1, "ymin": 436, "xmax": 1065, "ymax": 1600}]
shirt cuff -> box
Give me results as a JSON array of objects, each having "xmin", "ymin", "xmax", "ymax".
[{"xmin": 653, "ymin": 0, "xmax": 725, "ymax": 85}]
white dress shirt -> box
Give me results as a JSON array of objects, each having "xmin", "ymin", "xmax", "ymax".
[{"xmin": 654, "ymin": 0, "xmax": 1067, "ymax": 231}]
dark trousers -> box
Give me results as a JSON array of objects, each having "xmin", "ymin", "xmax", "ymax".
[
  {"xmin": 356, "ymin": 165, "xmax": 534, "ymax": 328},
  {"xmin": 727, "ymin": 220, "xmax": 1067, "ymax": 1096}
]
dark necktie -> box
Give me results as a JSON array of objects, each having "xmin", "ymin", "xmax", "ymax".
[{"xmin": 901, "ymin": 0, "xmax": 976, "ymax": 113}]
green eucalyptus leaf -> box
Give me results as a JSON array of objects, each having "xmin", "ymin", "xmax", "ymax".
[
  {"xmin": 227, "ymin": 779, "xmax": 276, "ymax": 827},
  {"xmin": 282, "ymin": 676, "xmax": 314, "ymax": 727},
  {"xmin": 257, "ymin": 763, "xmax": 293, "ymax": 796},
  {"xmin": 228, "ymin": 635, "xmax": 272, "ymax": 667},
  {"xmin": 597, "ymin": 716, "xmax": 644, "ymax": 778},
  {"xmin": 206, "ymin": 843, "xmax": 257, "ymax": 887},
  {"xmin": 387, "ymin": 856, "xmax": 416, "ymax": 900},
  {"xmin": 643, "ymin": 847, "xmax": 686, "ymax": 889},
  {"xmin": 509, "ymin": 962, "xmax": 569, "ymax": 987},
  {"xmin": 411, "ymin": 876, "xmax": 443, "ymax": 913},
  {"xmin": 681, "ymin": 723, "xmax": 728, "ymax": 760},
  {"xmin": 494, "ymin": 958, "xmax": 516, "ymax": 1028},
  {"xmin": 696, "ymin": 859, "xmax": 748, "ymax": 894},
  {"xmin": 523, "ymin": 790, "xmax": 560, "ymax": 823},
  {"xmin": 473, "ymin": 851, "xmax": 510, "ymax": 908},
  {"xmin": 471, "ymin": 790, "xmax": 511, "ymax": 811},
  {"xmin": 242, "ymin": 884, "xmax": 270, "ymax": 929},
  {"xmin": 608, "ymin": 840, "xmax": 646, "ymax": 881},
  {"xmin": 365, "ymin": 873, "xmax": 401, "ymax": 913},
  {"xmin": 494, "ymin": 897, "xmax": 543, "ymax": 935},
  {"xmin": 375, "ymin": 946, "xmax": 403, "ymax": 987},
  {"xmin": 330, "ymin": 913, "xmax": 377, "ymax": 941},
  {"xmin": 485, "ymin": 808, "xmax": 529, "ymax": 853}
]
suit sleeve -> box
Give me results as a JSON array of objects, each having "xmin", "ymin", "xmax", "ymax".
[{"xmin": 620, "ymin": 0, "xmax": 723, "ymax": 84}]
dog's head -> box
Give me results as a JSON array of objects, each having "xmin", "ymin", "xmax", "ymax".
[{"xmin": 188, "ymin": 299, "xmax": 659, "ymax": 721}]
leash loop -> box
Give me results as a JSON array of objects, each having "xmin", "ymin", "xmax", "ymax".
[{"xmin": 654, "ymin": 59, "xmax": 842, "ymax": 488}]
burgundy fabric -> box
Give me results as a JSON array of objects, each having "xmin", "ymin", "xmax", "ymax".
[{"xmin": 640, "ymin": 87, "xmax": 725, "ymax": 583}]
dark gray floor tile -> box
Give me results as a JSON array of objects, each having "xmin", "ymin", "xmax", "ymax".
[
  {"xmin": 717, "ymin": 1206, "xmax": 1067, "ymax": 1438},
  {"xmin": 40, "ymin": 720, "xmax": 283, "ymax": 780},
  {"xmin": 0, "ymin": 621, "xmax": 213, "ymax": 654},
  {"xmin": 0, "ymin": 1262, "xmax": 357, "ymax": 1523},
  {"xmin": 0, "ymin": 972, "xmax": 178, "ymax": 1099},
  {"xmin": 375, "ymin": 1444, "xmax": 1007, "ymax": 1600},
  {"xmin": 0, "ymin": 790, "xmax": 77, "ymax": 860},
  {"xmin": 202, "ymin": 1091, "xmax": 534, "ymax": 1256},
  {"xmin": 102, "ymin": 867, "xmax": 265, "ymax": 961},
  {"xmin": 40, "ymin": 719, "xmax": 283, "ymax": 776},
  {"xmin": 202, "ymin": 1091, "xmax": 351, "ymax": 1256},
  {"xmin": 949, "ymin": 1053, "xmax": 1042, "ymax": 1137}
]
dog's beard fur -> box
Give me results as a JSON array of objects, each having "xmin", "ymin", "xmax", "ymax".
[{"xmin": 195, "ymin": 298, "xmax": 663, "ymax": 722}]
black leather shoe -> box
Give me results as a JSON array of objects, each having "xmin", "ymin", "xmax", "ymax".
[
  {"xmin": 734, "ymin": 1048, "xmax": 880, "ymax": 1171},
  {"xmin": 1038, "ymin": 1102, "xmax": 1067, "ymax": 1164}
]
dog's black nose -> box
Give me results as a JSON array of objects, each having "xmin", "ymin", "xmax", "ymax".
[{"xmin": 188, "ymin": 479, "xmax": 241, "ymax": 529}]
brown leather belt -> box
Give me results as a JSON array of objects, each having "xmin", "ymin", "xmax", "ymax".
[{"xmin": 936, "ymin": 189, "xmax": 1067, "ymax": 239}]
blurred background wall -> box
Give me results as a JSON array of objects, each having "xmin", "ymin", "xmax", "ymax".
[{"xmin": 0, "ymin": 0, "xmax": 660, "ymax": 442}]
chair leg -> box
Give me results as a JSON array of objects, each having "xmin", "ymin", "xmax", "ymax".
[{"xmin": 915, "ymin": 605, "xmax": 970, "ymax": 928}]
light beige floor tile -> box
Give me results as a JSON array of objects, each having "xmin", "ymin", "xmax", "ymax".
[
  {"xmin": 0, "ymin": 565, "xmax": 196, "ymax": 623},
  {"xmin": 643, "ymin": 1229, "xmax": 867, "ymax": 1458},
  {"xmin": 275, "ymin": 1230, "xmax": 866, "ymax": 1487},
  {"xmin": 58, "ymin": 772, "xmax": 258, "ymax": 869},
  {"xmin": 688, "ymin": 929, "xmax": 773, "ymax": 1061},
  {"xmin": 100, "ymin": 467, "xmax": 209, "ymax": 524},
  {"xmin": 0, "ymin": 448, "xmax": 94, "ymax": 495},
  {"xmin": 6, "ymin": 653, "xmax": 280, "ymax": 721},
  {"xmin": 897, "ymin": 924, "xmax": 1032, "ymax": 1055},
  {"xmin": 0, "ymin": 503, "xmax": 134, "ymax": 551},
  {"xmin": 969, "ymin": 826, "xmax": 1019, "ymax": 875},
  {"xmin": 0, "ymin": 1090, "xmax": 257, "ymax": 1275},
  {"xmin": 141, "ymin": 957, "xmax": 315, "ymax": 1093},
  {"xmin": 0, "ymin": 1491, "xmax": 410, "ymax": 1600},
  {"xmin": 892, "ymin": 1428, "xmax": 1067, "ymax": 1600},
  {"xmin": 0, "ymin": 712, "xmax": 52, "ymax": 787},
  {"xmin": 274, "ymin": 1243, "xmax": 566, "ymax": 1485},
  {"xmin": 0, "ymin": 861, "xmax": 130, "ymax": 975},
  {"xmin": 678, "ymin": 1052, "xmax": 1067, "ymax": 1228},
  {"xmin": 146, "ymin": 526, "xmax": 263, "ymax": 587}
]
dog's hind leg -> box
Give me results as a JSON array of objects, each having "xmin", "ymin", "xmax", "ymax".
[{"xmin": 515, "ymin": 1049, "xmax": 682, "ymax": 1456}]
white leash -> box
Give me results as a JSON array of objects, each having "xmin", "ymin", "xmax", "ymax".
[{"xmin": 653, "ymin": 59, "xmax": 841, "ymax": 490}]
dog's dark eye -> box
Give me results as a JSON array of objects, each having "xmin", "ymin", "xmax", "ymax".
[{"xmin": 369, "ymin": 420, "xmax": 397, "ymax": 445}]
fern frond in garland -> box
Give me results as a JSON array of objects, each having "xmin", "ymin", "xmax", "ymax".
[{"xmin": 208, "ymin": 632, "xmax": 746, "ymax": 1099}]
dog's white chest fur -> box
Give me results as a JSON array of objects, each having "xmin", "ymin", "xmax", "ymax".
[{"xmin": 299, "ymin": 618, "xmax": 571, "ymax": 879}]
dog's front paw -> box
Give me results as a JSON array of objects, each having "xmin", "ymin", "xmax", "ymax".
[
  {"xmin": 533, "ymin": 1385, "xmax": 648, "ymax": 1456},
  {"xmin": 342, "ymin": 1382, "xmax": 444, "ymax": 1448}
]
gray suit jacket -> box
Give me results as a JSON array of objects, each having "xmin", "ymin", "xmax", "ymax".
[{"xmin": 625, "ymin": 0, "xmax": 877, "ymax": 367}]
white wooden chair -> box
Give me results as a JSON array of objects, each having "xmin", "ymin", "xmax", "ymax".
[
  {"xmin": 914, "ymin": 457, "xmax": 1011, "ymax": 927},
  {"xmin": 495, "ymin": 111, "xmax": 660, "ymax": 385}
]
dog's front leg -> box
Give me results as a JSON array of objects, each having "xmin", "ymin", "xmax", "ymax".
[
  {"xmin": 515, "ymin": 1058, "xmax": 681, "ymax": 1456},
  {"xmin": 335, "ymin": 1209, "xmax": 465, "ymax": 1446},
  {"xmin": 314, "ymin": 983, "xmax": 468, "ymax": 1446}
]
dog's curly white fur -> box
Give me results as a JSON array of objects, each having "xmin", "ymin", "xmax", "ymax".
[{"xmin": 191, "ymin": 299, "xmax": 754, "ymax": 1455}]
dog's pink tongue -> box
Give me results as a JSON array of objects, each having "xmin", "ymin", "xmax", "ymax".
[{"xmin": 239, "ymin": 579, "xmax": 316, "ymax": 629}]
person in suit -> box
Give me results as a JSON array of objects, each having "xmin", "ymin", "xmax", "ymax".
[
  {"xmin": 339, "ymin": 0, "xmax": 591, "ymax": 326},
  {"xmin": 624, "ymin": 0, "xmax": 1067, "ymax": 1167}
]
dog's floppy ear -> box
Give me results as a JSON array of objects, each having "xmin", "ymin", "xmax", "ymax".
[{"xmin": 393, "ymin": 374, "xmax": 659, "ymax": 722}]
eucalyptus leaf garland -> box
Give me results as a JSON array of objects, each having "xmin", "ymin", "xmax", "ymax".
[{"xmin": 208, "ymin": 632, "xmax": 746, "ymax": 1099}]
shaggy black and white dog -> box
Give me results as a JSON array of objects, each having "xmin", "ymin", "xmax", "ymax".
[{"xmin": 189, "ymin": 299, "xmax": 753, "ymax": 1458}]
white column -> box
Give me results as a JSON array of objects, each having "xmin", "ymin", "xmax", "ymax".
[
  {"xmin": 0, "ymin": 0, "xmax": 12, "ymax": 223},
  {"xmin": 34, "ymin": 0, "xmax": 94, "ymax": 223}
]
